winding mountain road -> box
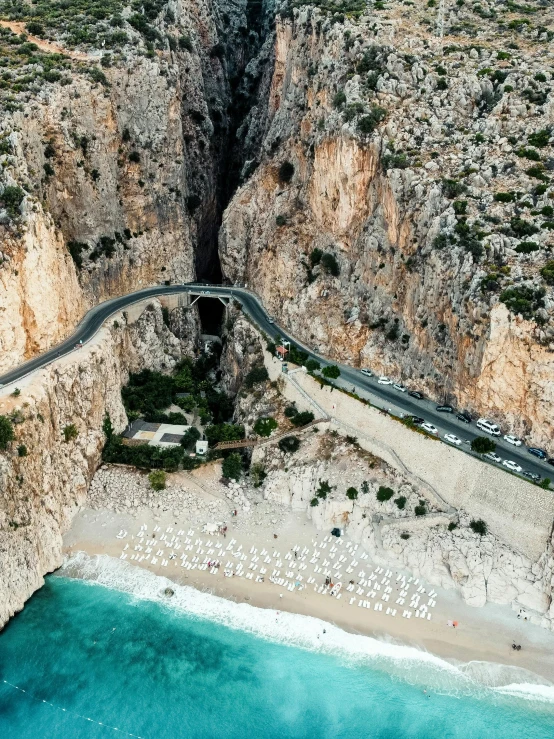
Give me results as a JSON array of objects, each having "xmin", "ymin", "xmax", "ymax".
[{"xmin": 0, "ymin": 282, "xmax": 552, "ymax": 484}]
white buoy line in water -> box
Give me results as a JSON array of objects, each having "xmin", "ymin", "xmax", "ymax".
[{"xmin": 2, "ymin": 679, "xmax": 148, "ymax": 739}]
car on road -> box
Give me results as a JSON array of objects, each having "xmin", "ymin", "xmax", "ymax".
[
  {"xmin": 523, "ymin": 471, "xmax": 541, "ymax": 482},
  {"xmin": 421, "ymin": 423, "xmax": 438, "ymax": 435},
  {"xmin": 503, "ymin": 459, "xmax": 523, "ymax": 473},
  {"xmin": 484, "ymin": 452, "xmax": 502, "ymax": 463},
  {"xmin": 268, "ymin": 317, "xmax": 275, "ymax": 324},
  {"xmin": 547, "ymin": 458, "xmax": 554, "ymax": 467},
  {"xmin": 444, "ymin": 433, "xmax": 462, "ymax": 446},
  {"xmin": 456, "ymin": 411, "xmax": 472, "ymax": 424},
  {"xmin": 360, "ymin": 369, "xmax": 372, "ymax": 377},
  {"xmin": 503, "ymin": 434, "xmax": 522, "ymax": 447},
  {"xmin": 409, "ymin": 416, "xmax": 425, "ymax": 425},
  {"xmin": 436, "ymin": 404, "xmax": 454, "ymax": 413},
  {"xmin": 408, "ymin": 390, "xmax": 424, "ymax": 399},
  {"xmin": 393, "ymin": 383, "xmax": 407, "ymax": 392},
  {"xmin": 528, "ymin": 447, "xmax": 547, "ymax": 460},
  {"xmin": 476, "ymin": 418, "xmax": 501, "ymax": 436},
  {"xmin": 377, "ymin": 376, "xmax": 392, "ymax": 385}
]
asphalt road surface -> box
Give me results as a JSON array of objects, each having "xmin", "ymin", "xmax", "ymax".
[{"xmin": 1, "ymin": 283, "xmax": 552, "ymax": 484}]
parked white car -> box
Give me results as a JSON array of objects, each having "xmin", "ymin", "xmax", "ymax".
[
  {"xmin": 484, "ymin": 452, "xmax": 502, "ymax": 463},
  {"xmin": 503, "ymin": 434, "xmax": 522, "ymax": 447},
  {"xmin": 393, "ymin": 383, "xmax": 407, "ymax": 392},
  {"xmin": 421, "ymin": 423, "xmax": 438, "ymax": 435},
  {"xmin": 502, "ymin": 459, "xmax": 523, "ymax": 473},
  {"xmin": 377, "ymin": 376, "xmax": 392, "ymax": 385},
  {"xmin": 444, "ymin": 433, "xmax": 462, "ymax": 446},
  {"xmin": 361, "ymin": 369, "xmax": 372, "ymax": 377}
]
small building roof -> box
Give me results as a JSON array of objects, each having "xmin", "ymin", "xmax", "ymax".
[{"xmin": 276, "ymin": 346, "xmax": 288, "ymax": 355}]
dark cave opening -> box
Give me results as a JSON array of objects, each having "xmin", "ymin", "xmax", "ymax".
[{"xmin": 196, "ymin": 297, "xmax": 225, "ymax": 335}]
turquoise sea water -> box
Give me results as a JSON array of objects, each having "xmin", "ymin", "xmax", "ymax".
[{"xmin": 1, "ymin": 563, "xmax": 554, "ymax": 739}]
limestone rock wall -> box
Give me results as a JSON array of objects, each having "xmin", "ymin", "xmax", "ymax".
[
  {"xmin": 220, "ymin": 4, "xmax": 554, "ymax": 446},
  {"xmin": 0, "ymin": 0, "xmax": 259, "ymax": 372},
  {"xmin": 0, "ymin": 301, "xmax": 190, "ymax": 629}
]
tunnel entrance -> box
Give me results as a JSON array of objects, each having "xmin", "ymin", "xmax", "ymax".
[{"xmin": 196, "ymin": 297, "xmax": 225, "ymax": 336}]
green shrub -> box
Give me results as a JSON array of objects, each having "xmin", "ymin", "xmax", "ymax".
[
  {"xmin": 305, "ymin": 358, "xmax": 320, "ymax": 372},
  {"xmin": 510, "ymin": 218, "xmax": 539, "ymax": 237},
  {"xmin": 180, "ymin": 427, "xmax": 201, "ymax": 450},
  {"xmin": 129, "ymin": 151, "xmax": 141, "ymax": 163},
  {"xmin": 376, "ymin": 485, "xmax": 394, "ymax": 502},
  {"xmin": 310, "ymin": 248, "xmax": 323, "ymax": 266},
  {"xmin": 149, "ymin": 469, "xmax": 166, "ymax": 490},
  {"xmin": 275, "ymin": 214, "xmax": 287, "ymax": 227},
  {"xmin": 310, "ymin": 497, "xmax": 319, "ymax": 507},
  {"xmin": 278, "ymin": 161, "xmax": 294, "ymax": 183},
  {"xmin": 63, "ymin": 424, "xmax": 78, "ymax": 442},
  {"xmin": 516, "ymin": 147, "xmax": 541, "ymax": 161},
  {"xmin": 515, "ymin": 241, "xmax": 539, "ymax": 254},
  {"xmin": 400, "ymin": 533, "xmax": 410, "ymax": 540},
  {"xmin": 284, "ymin": 405, "xmax": 297, "ymax": 418},
  {"xmin": 250, "ymin": 462, "xmax": 266, "ymax": 487},
  {"xmin": 499, "ymin": 285, "xmax": 545, "ymax": 319},
  {"xmin": 316, "ymin": 480, "xmax": 332, "ymax": 499},
  {"xmin": 254, "ymin": 416, "xmax": 278, "ymax": 437},
  {"xmin": 470, "ymin": 519, "xmax": 488, "ymax": 536},
  {"xmin": 333, "ymin": 90, "xmax": 346, "ymax": 108},
  {"xmin": 0, "ymin": 185, "xmax": 25, "ymax": 217},
  {"xmin": 442, "ymin": 179, "xmax": 467, "ymax": 199},
  {"xmin": 244, "ymin": 365, "xmax": 269, "ymax": 388},
  {"xmin": 17, "ymin": 444, "xmax": 28, "ymax": 457},
  {"xmin": 89, "ymin": 67, "xmax": 109, "ymax": 86},
  {"xmin": 278, "ymin": 435, "xmax": 300, "ymax": 453},
  {"xmin": 205, "ymin": 423, "xmax": 245, "ymax": 446},
  {"xmin": 494, "ymin": 191, "xmax": 515, "ymax": 202},
  {"xmin": 436, "ymin": 77, "xmax": 448, "ymax": 90},
  {"xmin": 528, "ymin": 129, "xmax": 550, "ymax": 148},
  {"xmin": 471, "ymin": 436, "xmax": 496, "ymax": 454},
  {"xmin": 222, "ymin": 452, "xmax": 243, "ymax": 481},
  {"xmin": 540, "ymin": 261, "xmax": 554, "ymax": 285},
  {"xmin": 539, "ymin": 478, "xmax": 551, "ymax": 489},
  {"xmin": 394, "ymin": 496, "xmax": 406, "ymax": 509},
  {"xmin": 448, "ymin": 521, "xmax": 458, "ymax": 531},
  {"xmin": 346, "ymin": 487, "xmax": 358, "ymax": 500},
  {"xmin": 357, "ymin": 105, "xmax": 387, "ymax": 135},
  {"xmin": 0, "ymin": 416, "xmax": 15, "ymax": 449},
  {"xmin": 414, "ymin": 503, "xmax": 427, "ymax": 516},
  {"xmin": 322, "ymin": 365, "xmax": 340, "ymax": 379},
  {"xmin": 179, "ymin": 35, "xmax": 193, "ymax": 52},
  {"xmin": 321, "ymin": 252, "xmax": 340, "ymax": 276},
  {"xmin": 291, "ymin": 411, "xmax": 315, "ymax": 427}
]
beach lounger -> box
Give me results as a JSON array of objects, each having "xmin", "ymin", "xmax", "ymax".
[
  {"xmin": 120, "ymin": 553, "xmax": 127, "ymax": 559},
  {"xmin": 427, "ymin": 613, "xmax": 432, "ymax": 620}
]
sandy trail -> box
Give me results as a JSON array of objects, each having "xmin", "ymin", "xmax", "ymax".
[{"xmin": 0, "ymin": 20, "xmax": 91, "ymax": 60}]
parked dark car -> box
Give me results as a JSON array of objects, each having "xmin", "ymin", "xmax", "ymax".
[
  {"xmin": 547, "ymin": 458, "xmax": 554, "ymax": 467},
  {"xmin": 409, "ymin": 416, "xmax": 425, "ymax": 425},
  {"xmin": 456, "ymin": 411, "xmax": 472, "ymax": 424},
  {"xmin": 436, "ymin": 405, "xmax": 454, "ymax": 413},
  {"xmin": 528, "ymin": 447, "xmax": 547, "ymax": 460},
  {"xmin": 523, "ymin": 470, "xmax": 541, "ymax": 482},
  {"xmin": 408, "ymin": 390, "xmax": 424, "ymax": 399}
]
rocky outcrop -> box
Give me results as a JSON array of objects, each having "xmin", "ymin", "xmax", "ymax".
[
  {"xmin": 220, "ymin": 3, "xmax": 554, "ymax": 445},
  {"xmin": 254, "ymin": 430, "xmax": 554, "ymax": 629},
  {"xmin": 0, "ymin": 301, "xmax": 190, "ymax": 628},
  {"xmin": 0, "ymin": 0, "xmax": 270, "ymax": 371}
]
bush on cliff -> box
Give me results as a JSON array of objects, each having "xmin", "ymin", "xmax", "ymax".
[
  {"xmin": 149, "ymin": 470, "xmax": 166, "ymax": 490},
  {"xmin": 0, "ymin": 415, "xmax": 15, "ymax": 449}
]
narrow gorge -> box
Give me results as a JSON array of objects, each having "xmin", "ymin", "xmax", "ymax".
[{"xmin": 1, "ymin": 0, "xmax": 554, "ymax": 639}]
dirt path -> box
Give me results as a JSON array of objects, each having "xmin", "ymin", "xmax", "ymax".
[{"xmin": 0, "ymin": 20, "xmax": 91, "ymax": 60}]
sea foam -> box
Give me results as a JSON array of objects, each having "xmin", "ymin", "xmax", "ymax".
[{"xmin": 60, "ymin": 551, "xmax": 554, "ymax": 705}]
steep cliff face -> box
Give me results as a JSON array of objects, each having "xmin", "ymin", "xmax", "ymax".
[
  {"xmin": 0, "ymin": 0, "xmax": 271, "ymax": 371},
  {"xmin": 0, "ymin": 301, "xmax": 187, "ymax": 628},
  {"xmin": 220, "ymin": 2, "xmax": 554, "ymax": 445}
]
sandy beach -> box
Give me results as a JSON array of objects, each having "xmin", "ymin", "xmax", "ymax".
[{"xmin": 62, "ymin": 467, "xmax": 554, "ymax": 685}]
